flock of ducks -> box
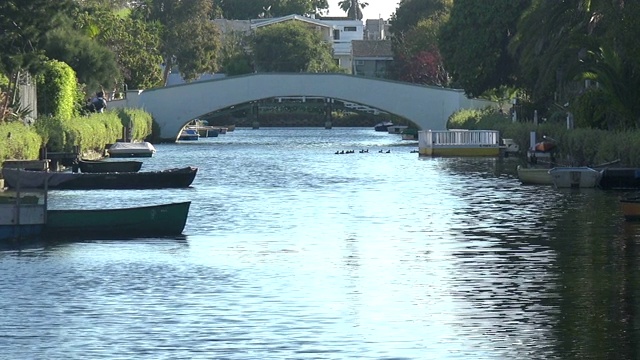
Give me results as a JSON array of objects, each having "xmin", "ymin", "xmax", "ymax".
[
  {"xmin": 334, "ymin": 149, "xmax": 391, "ymax": 154},
  {"xmin": 334, "ymin": 149, "xmax": 420, "ymax": 154}
]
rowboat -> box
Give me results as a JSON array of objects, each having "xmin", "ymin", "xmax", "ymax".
[
  {"xmin": 77, "ymin": 159, "xmax": 142, "ymax": 173},
  {"xmin": 107, "ymin": 141, "xmax": 156, "ymax": 158},
  {"xmin": 620, "ymin": 197, "xmax": 640, "ymax": 221},
  {"xmin": 0, "ymin": 192, "xmax": 46, "ymax": 242},
  {"xmin": 599, "ymin": 168, "xmax": 640, "ymax": 190},
  {"xmin": 2, "ymin": 166, "xmax": 197, "ymax": 190},
  {"xmin": 549, "ymin": 167, "xmax": 601, "ymax": 188},
  {"xmin": 516, "ymin": 166, "xmax": 553, "ymax": 185},
  {"xmin": 45, "ymin": 201, "xmax": 190, "ymax": 238}
]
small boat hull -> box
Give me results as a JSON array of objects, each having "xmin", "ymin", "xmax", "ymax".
[
  {"xmin": 549, "ymin": 167, "xmax": 601, "ymax": 188},
  {"xmin": 107, "ymin": 142, "xmax": 156, "ymax": 158},
  {"xmin": 621, "ymin": 198, "xmax": 640, "ymax": 221},
  {"xmin": 46, "ymin": 201, "xmax": 191, "ymax": 238},
  {"xmin": 599, "ymin": 168, "xmax": 640, "ymax": 190},
  {"xmin": 374, "ymin": 121, "xmax": 393, "ymax": 132},
  {"xmin": 517, "ymin": 166, "xmax": 553, "ymax": 185},
  {"xmin": 2, "ymin": 166, "xmax": 198, "ymax": 190},
  {"xmin": 0, "ymin": 194, "xmax": 46, "ymax": 242},
  {"xmin": 78, "ymin": 159, "xmax": 142, "ymax": 173}
]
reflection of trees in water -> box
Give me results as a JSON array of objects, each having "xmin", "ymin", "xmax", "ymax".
[
  {"xmin": 550, "ymin": 191, "xmax": 638, "ymax": 359},
  {"xmin": 437, "ymin": 159, "xmax": 640, "ymax": 358}
]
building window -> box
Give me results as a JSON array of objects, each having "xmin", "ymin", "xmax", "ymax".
[
  {"xmin": 344, "ymin": 26, "xmax": 357, "ymax": 31},
  {"xmin": 355, "ymin": 60, "xmax": 365, "ymax": 66},
  {"xmin": 333, "ymin": 29, "xmax": 340, "ymax": 40}
]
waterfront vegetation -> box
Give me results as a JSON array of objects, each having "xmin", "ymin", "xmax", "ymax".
[
  {"xmin": 0, "ymin": 109, "xmax": 152, "ymax": 161},
  {"xmin": 450, "ymin": 108, "xmax": 640, "ymax": 167}
]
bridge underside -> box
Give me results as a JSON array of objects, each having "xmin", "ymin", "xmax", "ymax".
[{"xmin": 117, "ymin": 73, "xmax": 495, "ymax": 141}]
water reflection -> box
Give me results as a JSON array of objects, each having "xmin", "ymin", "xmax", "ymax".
[{"xmin": 1, "ymin": 128, "xmax": 640, "ymax": 359}]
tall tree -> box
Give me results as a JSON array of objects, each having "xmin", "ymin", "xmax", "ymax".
[
  {"xmin": 215, "ymin": 0, "xmax": 328, "ymax": 19},
  {"xmin": 508, "ymin": 0, "xmax": 592, "ymax": 104},
  {"xmin": 389, "ymin": 0, "xmax": 449, "ymax": 35},
  {"xmin": 0, "ymin": 0, "xmax": 74, "ymax": 119},
  {"xmin": 439, "ymin": 0, "xmax": 530, "ymax": 97},
  {"xmin": 252, "ymin": 21, "xmax": 340, "ymax": 72},
  {"xmin": 338, "ymin": 0, "xmax": 368, "ymax": 20},
  {"xmin": 389, "ymin": 0, "xmax": 451, "ymax": 85},
  {"xmin": 133, "ymin": 0, "xmax": 221, "ymax": 85}
]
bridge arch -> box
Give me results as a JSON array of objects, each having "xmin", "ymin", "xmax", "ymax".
[{"xmin": 113, "ymin": 73, "xmax": 495, "ymax": 141}]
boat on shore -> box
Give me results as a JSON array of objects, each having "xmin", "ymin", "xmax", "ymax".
[
  {"xmin": 107, "ymin": 141, "xmax": 156, "ymax": 158},
  {"xmin": 77, "ymin": 159, "xmax": 143, "ymax": 173},
  {"xmin": 2, "ymin": 166, "xmax": 198, "ymax": 190},
  {"xmin": 549, "ymin": 167, "xmax": 601, "ymax": 188},
  {"xmin": 45, "ymin": 201, "xmax": 191, "ymax": 238}
]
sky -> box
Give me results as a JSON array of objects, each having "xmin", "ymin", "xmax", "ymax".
[{"xmin": 325, "ymin": 0, "xmax": 400, "ymax": 21}]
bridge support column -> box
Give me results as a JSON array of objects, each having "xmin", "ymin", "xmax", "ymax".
[
  {"xmin": 324, "ymin": 99, "xmax": 332, "ymax": 129},
  {"xmin": 252, "ymin": 102, "xmax": 259, "ymax": 129}
]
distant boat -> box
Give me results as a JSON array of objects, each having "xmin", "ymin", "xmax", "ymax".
[
  {"xmin": 2, "ymin": 166, "xmax": 198, "ymax": 190},
  {"xmin": 374, "ymin": 121, "xmax": 393, "ymax": 132},
  {"xmin": 387, "ymin": 125, "xmax": 408, "ymax": 134},
  {"xmin": 77, "ymin": 159, "xmax": 142, "ymax": 173},
  {"xmin": 107, "ymin": 141, "xmax": 156, "ymax": 158},
  {"xmin": 45, "ymin": 201, "xmax": 191, "ymax": 238},
  {"xmin": 178, "ymin": 128, "xmax": 199, "ymax": 141},
  {"xmin": 549, "ymin": 167, "xmax": 601, "ymax": 188},
  {"xmin": 517, "ymin": 166, "xmax": 553, "ymax": 185}
]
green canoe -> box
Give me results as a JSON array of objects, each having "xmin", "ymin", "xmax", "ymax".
[{"xmin": 45, "ymin": 201, "xmax": 190, "ymax": 238}]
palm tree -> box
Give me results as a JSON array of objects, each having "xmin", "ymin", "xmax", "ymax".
[{"xmin": 338, "ymin": 0, "xmax": 368, "ymax": 20}]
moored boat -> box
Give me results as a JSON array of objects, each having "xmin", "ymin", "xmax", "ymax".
[
  {"xmin": 517, "ymin": 165, "xmax": 553, "ymax": 185},
  {"xmin": 2, "ymin": 166, "xmax": 198, "ymax": 190},
  {"xmin": 0, "ymin": 192, "xmax": 46, "ymax": 242},
  {"xmin": 107, "ymin": 141, "xmax": 156, "ymax": 158},
  {"xmin": 620, "ymin": 196, "xmax": 640, "ymax": 221},
  {"xmin": 77, "ymin": 159, "xmax": 142, "ymax": 173},
  {"xmin": 178, "ymin": 128, "xmax": 199, "ymax": 141},
  {"xmin": 599, "ymin": 168, "xmax": 640, "ymax": 190},
  {"xmin": 45, "ymin": 201, "xmax": 190, "ymax": 238},
  {"xmin": 548, "ymin": 167, "xmax": 601, "ymax": 188},
  {"xmin": 374, "ymin": 121, "xmax": 393, "ymax": 132},
  {"xmin": 387, "ymin": 125, "xmax": 408, "ymax": 134}
]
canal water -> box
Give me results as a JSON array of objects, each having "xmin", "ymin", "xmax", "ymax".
[{"xmin": 1, "ymin": 128, "xmax": 639, "ymax": 359}]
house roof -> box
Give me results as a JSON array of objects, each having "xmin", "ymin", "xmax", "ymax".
[
  {"xmin": 352, "ymin": 40, "xmax": 393, "ymax": 58},
  {"xmin": 250, "ymin": 14, "xmax": 332, "ymax": 30}
]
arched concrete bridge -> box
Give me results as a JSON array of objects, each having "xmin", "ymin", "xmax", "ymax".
[{"xmin": 111, "ymin": 73, "xmax": 496, "ymax": 142}]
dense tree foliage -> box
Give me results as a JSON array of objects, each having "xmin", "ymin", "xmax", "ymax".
[
  {"xmin": 252, "ymin": 22, "xmax": 339, "ymax": 72},
  {"xmin": 439, "ymin": 0, "xmax": 530, "ymax": 97},
  {"xmin": 388, "ymin": 0, "xmax": 451, "ymax": 86},
  {"xmin": 389, "ymin": 0, "xmax": 450, "ymax": 36},
  {"xmin": 214, "ymin": 0, "xmax": 328, "ymax": 19},
  {"xmin": 132, "ymin": 0, "xmax": 221, "ymax": 85},
  {"xmin": 0, "ymin": 0, "xmax": 75, "ymax": 120}
]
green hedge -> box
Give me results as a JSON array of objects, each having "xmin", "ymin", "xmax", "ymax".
[{"xmin": 0, "ymin": 122, "xmax": 42, "ymax": 161}]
